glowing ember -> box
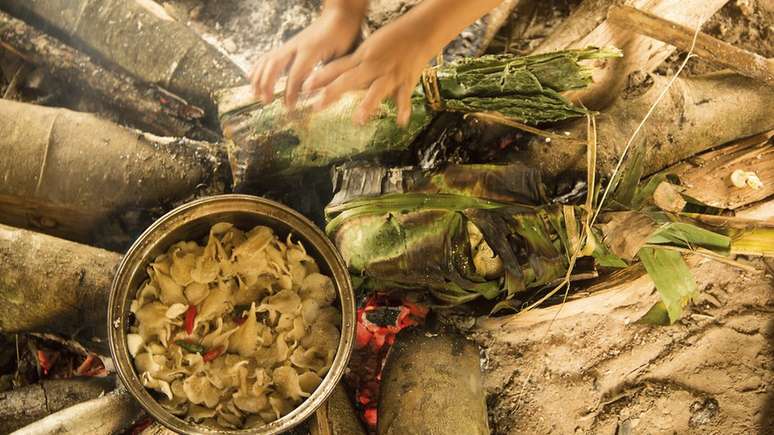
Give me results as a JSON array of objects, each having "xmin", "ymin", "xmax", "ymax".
[{"xmin": 346, "ymin": 293, "xmax": 429, "ymax": 431}]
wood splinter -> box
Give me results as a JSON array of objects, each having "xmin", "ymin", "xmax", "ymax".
[{"xmin": 608, "ymin": 5, "xmax": 774, "ymax": 86}]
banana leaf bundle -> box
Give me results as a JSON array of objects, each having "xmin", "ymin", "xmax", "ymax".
[
  {"xmin": 325, "ymin": 164, "xmax": 773, "ymax": 322},
  {"xmin": 217, "ymin": 48, "xmax": 621, "ymax": 189}
]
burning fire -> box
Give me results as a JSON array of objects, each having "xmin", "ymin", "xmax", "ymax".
[{"xmin": 347, "ymin": 293, "xmax": 429, "ymax": 430}]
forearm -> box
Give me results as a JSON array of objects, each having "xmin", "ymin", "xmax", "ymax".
[
  {"xmin": 402, "ymin": 0, "xmax": 503, "ymax": 56},
  {"xmin": 323, "ymin": 0, "xmax": 368, "ymax": 16}
]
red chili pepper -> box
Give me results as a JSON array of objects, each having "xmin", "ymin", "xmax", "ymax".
[
  {"xmin": 184, "ymin": 304, "xmax": 197, "ymax": 334},
  {"xmin": 202, "ymin": 345, "xmax": 225, "ymax": 363}
]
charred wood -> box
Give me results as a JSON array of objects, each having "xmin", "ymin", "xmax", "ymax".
[
  {"xmin": 0, "ymin": 0, "xmax": 246, "ymax": 119},
  {"xmin": 0, "ymin": 11, "xmax": 215, "ymax": 140}
]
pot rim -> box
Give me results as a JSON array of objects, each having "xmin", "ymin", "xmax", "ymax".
[{"xmin": 107, "ymin": 194, "xmax": 356, "ymax": 434}]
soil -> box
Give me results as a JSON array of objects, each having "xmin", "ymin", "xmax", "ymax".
[
  {"xmin": 657, "ymin": 0, "xmax": 774, "ymax": 76},
  {"xmin": 470, "ymin": 258, "xmax": 774, "ymax": 434}
]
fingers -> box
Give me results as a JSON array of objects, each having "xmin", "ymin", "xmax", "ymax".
[
  {"xmin": 250, "ymin": 57, "xmax": 266, "ymax": 99},
  {"xmin": 394, "ymin": 83, "xmax": 414, "ymax": 127},
  {"xmin": 284, "ymin": 52, "xmax": 318, "ymax": 108},
  {"xmin": 353, "ymin": 77, "xmax": 394, "ymax": 125},
  {"xmin": 315, "ymin": 59, "xmax": 392, "ymax": 112},
  {"xmin": 258, "ymin": 50, "xmax": 294, "ymax": 104},
  {"xmin": 303, "ymin": 56, "xmax": 358, "ymax": 93}
]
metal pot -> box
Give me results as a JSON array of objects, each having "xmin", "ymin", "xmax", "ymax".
[{"xmin": 108, "ymin": 195, "xmax": 356, "ymax": 434}]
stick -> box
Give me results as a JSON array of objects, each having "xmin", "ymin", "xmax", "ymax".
[
  {"xmin": 0, "ymin": 11, "xmax": 215, "ymax": 139},
  {"xmin": 609, "ymin": 5, "xmax": 774, "ymax": 85},
  {"xmin": 0, "ymin": 224, "xmax": 120, "ymax": 352},
  {"xmin": 0, "ymin": 0, "xmax": 246, "ymax": 117},
  {"xmin": 0, "ymin": 99, "xmax": 228, "ymax": 248},
  {"xmin": 0, "ymin": 377, "xmax": 115, "ymax": 433},
  {"xmin": 378, "ymin": 329, "xmax": 489, "ymax": 435},
  {"xmin": 10, "ymin": 388, "xmax": 143, "ymax": 435}
]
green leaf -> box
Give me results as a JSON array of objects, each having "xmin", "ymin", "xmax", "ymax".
[
  {"xmin": 731, "ymin": 227, "xmax": 774, "ymax": 256},
  {"xmin": 590, "ymin": 229, "xmax": 628, "ymax": 268},
  {"xmin": 637, "ymin": 301, "xmax": 671, "ymax": 325},
  {"xmin": 648, "ymin": 222, "xmax": 731, "ymax": 252},
  {"xmin": 638, "ymin": 247, "xmax": 697, "ymax": 324}
]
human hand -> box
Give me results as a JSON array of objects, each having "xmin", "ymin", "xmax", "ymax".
[
  {"xmin": 302, "ymin": 14, "xmax": 437, "ymax": 127},
  {"xmin": 250, "ymin": 6, "xmax": 365, "ymax": 108}
]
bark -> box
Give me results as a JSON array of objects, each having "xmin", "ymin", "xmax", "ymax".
[
  {"xmin": 10, "ymin": 388, "xmax": 143, "ymax": 435},
  {"xmin": 378, "ymin": 329, "xmax": 489, "ymax": 435},
  {"xmin": 608, "ymin": 5, "xmax": 774, "ymax": 85},
  {"xmin": 517, "ymin": 72, "xmax": 774, "ymax": 179},
  {"xmin": 0, "ymin": 223, "xmax": 120, "ymax": 353},
  {"xmin": 0, "ymin": 377, "xmax": 115, "ymax": 433},
  {"xmin": 0, "ymin": 0, "xmax": 246, "ymax": 117},
  {"xmin": 0, "ymin": 11, "xmax": 215, "ymax": 140},
  {"xmin": 661, "ymin": 131, "xmax": 773, "ymax": 210},
  {"xmin": 534, "ymin": 0, "xmax": 730, "ymax": 109},
  {"xmin": 0, "ymin": 99, "xmax": 228, "ymax": 248}
]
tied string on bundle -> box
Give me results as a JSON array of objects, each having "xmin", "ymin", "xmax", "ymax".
[{"xmin": 420, "ymin": 53, "xmax": 445, "ymax": 112}]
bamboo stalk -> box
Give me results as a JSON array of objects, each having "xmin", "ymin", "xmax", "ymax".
[
  {"xmin": 0, "ymin": 11, "xmax": 214, "ymax": 139},
  {"xmin": 0, "ymin": 99, "xmax": 228, "ymax": 248},
  {"xmin": 310, "ymin": 385, "xmax": 366, "ymax": 435},
  {"xmin": 10, "ymin": 388, "xmax": 143, "ymax": 435},
  {"xmin": 519, "ymin": 72, "xmax": 774, "ymax": 180},
  {"xmin": 660, "ymin": 131, "xmax": 773, "ymax": 210},
  {"xmin": 608, "ymin": 5, "xmax": 774, "ymax": 85},
  {"xmin": 0, "ymin": 0, "xmax": 246, "ymax": 116},
  {"xmin": 0, "ymin": 377, "xmax": 115, "ymax": 433},
  {"xmin": 0, "ymin": 223, "xmax": 120, "ymax": 353},
  {"xmin": 378, "ymin": 329, "xmax": 489, "ymax": 435}
]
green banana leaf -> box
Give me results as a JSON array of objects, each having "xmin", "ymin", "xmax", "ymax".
[
  {"xmin": 217, "ymin": 47, "xmax": 621, "ymax": 189},
  {"xmin": 325, "ymin": 162, "xmax": 772, "ymax": 316}
]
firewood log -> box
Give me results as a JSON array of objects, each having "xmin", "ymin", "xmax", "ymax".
[
  {"xmin": 10, "ymin": 388, "xmax": 143, "ymax": 435},
  {"xmin": 0, "ymin": 99, "xmax": 228, "ymax": 248},
  {"xmin": 0, "ymin": 11, "xmax": 215, "ymax": 140},
  {"xmin": 0, "ymin": 377, "xmax": 115, "ymax": 433},
  {"xmin": 0, "ymin": 0, "xmax": 246, "ymax": 117},
  {"xmin": 518, "ymin": 72, "xmax": 774, "ymax": 180},
  {"xmin": 0, "ymin": 223, "xmax": 120, "ymax": 352},
  {"xmin": 378, "ymin": 329, "xmax": 489, "ymax": 435}
]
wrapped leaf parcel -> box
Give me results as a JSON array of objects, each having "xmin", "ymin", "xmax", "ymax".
[
  {"xmin": 217, "ymin": 48, "xmax": 621, "ymax": 188},
  {"xmin": 324, "ymin": 164, "xmax": 774, "ymax": 318}
]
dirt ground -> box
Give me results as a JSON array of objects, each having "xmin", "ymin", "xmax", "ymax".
[{"xmin": 472, "ymin": 258, "xmax": 773, "ymax": 434}]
